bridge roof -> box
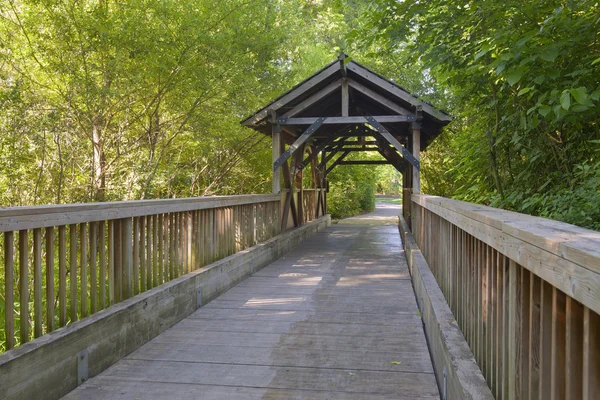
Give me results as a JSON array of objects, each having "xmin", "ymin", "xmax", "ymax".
[{"xmin": 241, "ymin": 54, "xmax": 452, "ymax": 151}]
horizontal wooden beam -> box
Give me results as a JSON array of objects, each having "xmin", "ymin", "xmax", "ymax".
[
  {"xmin": 325, "ymin": 147, "xmax": 381, "ymax": 152},
  {"xmin": 277, "ymin": 115, "xmax": 416, "ymax": 125},
  {"xmin": 338, "ymin": 160, "xmax": 391, "ymax": 165},
  {"xmin": 0, "ymin": 194, "xmax": 280, "ymax": 232}
]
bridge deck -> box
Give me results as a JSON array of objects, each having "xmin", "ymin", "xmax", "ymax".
[{"xmin": 63, "ymin": 203, "xmax": 439, "ymax": 399}]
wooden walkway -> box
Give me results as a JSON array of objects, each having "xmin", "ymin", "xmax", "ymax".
[{"xmin": 63, "ymin": 203, "xmax": 439, "ymax": 399}]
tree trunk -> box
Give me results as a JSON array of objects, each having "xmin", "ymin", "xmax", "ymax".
[{"xmin": 92, "ymin": 118, "xmax": 106, "ymax": 201}]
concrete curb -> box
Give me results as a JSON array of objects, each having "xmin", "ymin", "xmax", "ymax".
[
  {"xmin": 0, "ymin": 215, "xmax": 331, "ymax": 400},
  {"xmin": 398, "ymin": 214, "xmax": 493, "ymax": 400}
]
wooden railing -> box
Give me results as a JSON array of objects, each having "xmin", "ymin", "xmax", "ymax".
[
  {"xmin": 410, "ymin": 194, "xmax": 600, "ymax": 400},
  {"xmin": 0, "ymin": 194, "xmax": 281, "ymax": 353}
]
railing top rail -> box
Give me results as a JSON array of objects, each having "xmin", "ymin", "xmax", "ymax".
[
  {"xmin": 0, "ymin": 194, "xmax": 280, "ymax": 232},
  {"xmin": 413, "ymin": 194, "xmax": 600, "ymax": 313}
]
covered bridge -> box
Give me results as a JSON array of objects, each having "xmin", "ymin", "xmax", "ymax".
[{"xmin": 0, "ymin": 55, "xmax": 598, "ymax": 400}]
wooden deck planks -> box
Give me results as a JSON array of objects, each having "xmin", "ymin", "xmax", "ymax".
[{"xmin": 62, "ymin": 204, "xmax": 439, "ymax": 399}]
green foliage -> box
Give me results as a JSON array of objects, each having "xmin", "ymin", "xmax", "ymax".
[
  {"xmin": 356, "ymin": 0, "xmax": 600, "ymax": 230},
  {"xmin": 327, "ymin": 153, "xmax": 379, "ymax": 219}
]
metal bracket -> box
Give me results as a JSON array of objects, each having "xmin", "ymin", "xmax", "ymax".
[{"xmin": 77, "ymin": 349, "xmax": 89, "ymax": 385}]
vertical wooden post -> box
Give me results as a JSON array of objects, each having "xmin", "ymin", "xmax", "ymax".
[
  {"xmin": 5, "ymin": 231, "xmax": 14, "ymax": 349},
  {"xmin": 271, "ymin": 111, "xmax": 281, "ymax": 194},
  {"xmin": 412, "ymin": 123, "xmax": 421, "ymax": 194},
  {"xmin": 341, "ymin": 78, "xmax": 349, "ymax": 116}
]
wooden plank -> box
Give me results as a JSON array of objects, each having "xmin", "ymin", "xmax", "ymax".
[
  {"xmin": 152, "ymin": 214, "xmax": 159, "ymax": 286},
  {"xmin": 80, "ymin": 223, "xmax": 88, "ymax": 318},
  {"xmin": 114, "ymin": 220, "xmax": 121, "ymax": 303},
  {"xmin": 4, "ymin": 231, "xmax": 14, "ymax": 350},
  {"xmin": 551, "ymin": 287, "xmax": 566, "ymax": 400},
  {"xmin": 60, "ymin": 217, "xmax": 440, "ymax": 400},
  {"xmin": 89, "ymin": 222, "xmax": 97, "ymax": 314},
  {"xmin": 341, "ymin": 78, "xmax": 349, "ymax": 116},
  {"xmin": 412, "ymin": 195, "xmax": 600, "ymax": 315},
  {"xmin": 99, "ymin": 221, "xmax": 106, "ymax": 310},
  {"xmin": 565, "ymin": 297, "xmax": 583, "ymax": 400},
  {"xmin": 0, "ymin": 194, "xmax": 280, "ymax": 233},
  {"xmin": 19, "ymin": 230, "xmax": 29, "ymax": 343},
  {"xmin": 277, "ymin": 115, "xmax": 415, "ymax": 125},
  {"xmin": 412, "ymin": 127, "xmax": 421, "ymax": 192},
  {"xmin": 507, "ymin": 260, "xmax": 519, "ymax": 399},
  {"xmin": 133, "ymin": 218, "xmax": 140, "ymax": 295},
  {"xmin": 539, "ymin": 281, "xmax": 553, "ymax": 400},
  {"xmin": 45, "ymin": 227, "xmax": 55, "ymax": 333},
  {"xmin": 528, "ymin": 274, "xmax": 541, "ymax": 400},
  {"xmin": 139, "ymin": 217, "xmax": 146, "ymax": 292},
  {"xmin": 520, "ymin": 269, "xmax": 531, "ymax": 400},
  {"xmin": 147, "ymin": 215, "xmax": 153, "ymax": 287},
  {"xmin": 582, "ymin": 307, "xmax": 600, "ymax": 400},
  {"xmin": 69, "ymin": 224, "xmax": 78, "ymax": 322},
  {"xmin": 108, "ymin": 220, "xmax": 115, "ymax": 306},
  {"xmin": 33, "ymin": 228, "xmax": 42, "ymax": 338},
  {"xmin": 496, "ymin": 252, "xmax": 504, "ymax": 400},
  {"xmin": 158, "ymin": 214, "xmax": 164, "ymax": 283},
  {"xmin": 58, "ymin": 226, "xmax": 67, "ymax": 326}
]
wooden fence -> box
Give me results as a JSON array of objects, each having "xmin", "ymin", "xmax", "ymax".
[
  {"xmin": 410, "ymin": 194, "xmax": 600, "ymax": 400},
  {"xmin": 0, "ymin": 194, "xmax": 281, "ymax": 353}
]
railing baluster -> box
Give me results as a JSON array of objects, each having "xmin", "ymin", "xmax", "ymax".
[
  {"xmin": 99, "ymin": 221, "xmax": 106, "ymax": 310},
  {"xmin": 133, "ymin": 218, "xmax": 139, "ymax": 296},
  {"xmin": 0, "ymin": 196, "xmax": 285, "ymax": 354},
  {"xmin": 80, "ymin": 223, "xmax": 88, "ymax": 318},
  {"xmin": 90, "ymin": 222, "xmax": 97, "ymax": 314},
  {"xmin": 33, "ymin": 228, "xmax": 42, "ymax": 338},
  {"xmin": 19, "ymin": 230, "xmax": 29, "ymax": 344},
  {"xmin": 58, "ymin": 226, "xmax": 67, "ymax": 326},
  {"xmin": 5, "ymin": 231, "xmax": 14, "ymax": 350},
  {"xmin": 108, "ymin": 220, "xmax": 115, "ymax": 306},
  {"xmin": 45, "ymin": 227, "xmax": 55, "ymax": 333}
]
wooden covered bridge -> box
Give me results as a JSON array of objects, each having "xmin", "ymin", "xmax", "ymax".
[{"xmin": 1, "ymin": 55, "xmax": 599, "ymax": 400}]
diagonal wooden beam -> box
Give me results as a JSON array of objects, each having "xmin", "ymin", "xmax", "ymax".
[
  {"xmin": 281, "ymin": 80, "xmax": 342, "ymax": 119},
  {"xmin": 273, "ymin": 117, "xmax": 325, "ymax": 171},
  {"xmin": 365, "ymin": 116, "xmax": 420, "ymax": 170},
  {"xmin": 348, "ymin": 79, "xmax": 412, "ymax": 116}
]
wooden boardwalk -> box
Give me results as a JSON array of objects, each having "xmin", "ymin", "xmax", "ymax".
[{"xmin": 63, "ymin": 203, "xmax": 439, "ymax": 399}]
